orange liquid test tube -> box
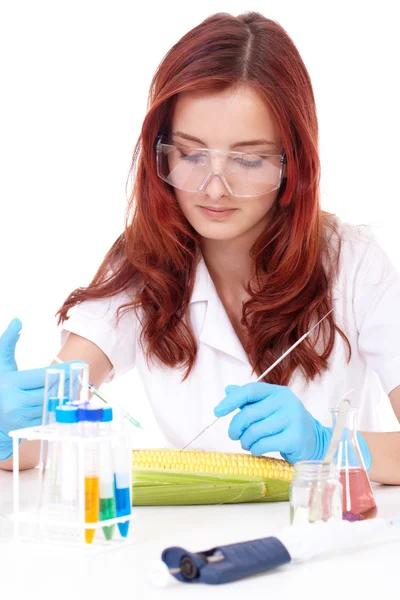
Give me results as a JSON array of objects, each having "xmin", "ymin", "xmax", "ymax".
[
  {"xmin": 77, "ymin": 404, "xmax": 104, "ymax": 544},
  {"xmin": 85, "ymin": 476, "xmax": 100, "ymax": 544}
]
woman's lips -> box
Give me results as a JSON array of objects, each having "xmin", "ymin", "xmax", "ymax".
[{"xmin": 199, "ymin": 206, "xmax": 237, "ymax": 218}]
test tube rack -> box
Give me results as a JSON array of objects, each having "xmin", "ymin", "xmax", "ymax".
[{"xmin": 9, "ymin": 424, "xmax": 135, "ymax": 551}]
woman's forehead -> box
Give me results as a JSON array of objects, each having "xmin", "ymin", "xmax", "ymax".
[{"xmin": 171, "ymin": 86, "xmax": 282, "ymax": 149}]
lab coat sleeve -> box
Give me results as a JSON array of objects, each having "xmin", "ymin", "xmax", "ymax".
[
  {"xmin": 353, "ymin": 227, "xmax": 400, "ymax": 395},
  {"xmin": 59, "ymin": 292, "xmax": 137, "ymax": 382}
]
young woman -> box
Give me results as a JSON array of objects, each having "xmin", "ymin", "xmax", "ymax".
[{"xmin": 1, "ymin": 12, "xmax": 400, "ymax": 483}]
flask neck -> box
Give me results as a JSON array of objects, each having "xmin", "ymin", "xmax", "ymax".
[
  {"xmin": 331, "ymin": 407, "xmax": 357, "ymax": 433},
  {"xmin": 331, "ymin": 407, "xmax": 364, "ymax": 469}
]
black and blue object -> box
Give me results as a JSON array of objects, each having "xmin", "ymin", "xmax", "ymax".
[
  {"xmin": 161, "ymin": 517, "xmax": 400, "ymax": 586},
  {"xmin": 161, "ymin": 536, "xmax": 291, "ymax": 585}
]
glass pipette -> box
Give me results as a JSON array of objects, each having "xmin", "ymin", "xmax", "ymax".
[
  {"xmin": 180, "ymin": 308, "xmax": 334, "ymax": 451},
  {"xmin": 53, "ymin": 356, "xmax": 143, "ymax": 429}
]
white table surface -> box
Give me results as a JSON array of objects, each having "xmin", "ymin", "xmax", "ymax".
[{"xmin": 1, "ymin": 468, "xmax": 399, "ymax": 599}]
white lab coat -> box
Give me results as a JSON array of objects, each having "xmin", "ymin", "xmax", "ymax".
[{"xmin": 60, "ymin": 218, "xmax": 400, "ymax": 452}]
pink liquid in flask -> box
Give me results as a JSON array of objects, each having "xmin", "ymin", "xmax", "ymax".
[
  {"xmin": 340, "ymin": 467, "xmax": 377, "ymax": 521},
  {"xmin": 331, "ymin": 404, "xmax": 377, "ymax": 522}
]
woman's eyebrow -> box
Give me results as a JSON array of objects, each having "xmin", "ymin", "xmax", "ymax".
[{"xmin": 172, "ymin": 131, "xmax": 276, "ymax": 148}]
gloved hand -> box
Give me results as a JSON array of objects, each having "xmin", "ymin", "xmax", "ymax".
[
  {"xmin": 214, "ymin": 382, "xmax": 372, "ymax": 470},
  {"xmin": 214, "ymin": 382, "xmax": 332, "ymax": 463},
  {"xmin": 0, "ymin": 318, "xmax": 78, "ymax": 461}
]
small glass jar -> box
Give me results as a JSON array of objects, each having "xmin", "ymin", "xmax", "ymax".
[{"xmin": 289, "ymin": 460, "xmax": 343, "ymax": 525}]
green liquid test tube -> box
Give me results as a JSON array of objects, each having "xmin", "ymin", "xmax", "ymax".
[
  {"xmin": 99, "ymin": 406, "xmax": 116, "ymax": 540},
  {"xmin": 99, "ymin": 497, "xmax": 116, "ymax": 540}
]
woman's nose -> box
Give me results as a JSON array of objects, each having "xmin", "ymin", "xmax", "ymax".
[{"xmin": 201, "ymin": 170, "xmax": 231, "ymax": 199}]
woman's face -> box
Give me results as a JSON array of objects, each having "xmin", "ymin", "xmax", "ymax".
[{"xmin": 169, "ymin": 85, "xmax": 284, "ymax": 244}]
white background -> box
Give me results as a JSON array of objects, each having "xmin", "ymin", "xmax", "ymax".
[{"xmin": 1, "ymin": 0, "xmax": 399, "ymax": 443}]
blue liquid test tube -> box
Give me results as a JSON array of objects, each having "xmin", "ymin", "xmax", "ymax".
[
  {"xmin": 99, "ymin": 407, "xmax": 116, "ymax": 540},
  {"xmin": 113, "ymin": 444, "xmax": 131, "ymax": 538}
]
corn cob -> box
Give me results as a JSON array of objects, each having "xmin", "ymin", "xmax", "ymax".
[{"xmin": 132, "ymin": 449, "xmax": 294, "ymax": 506}]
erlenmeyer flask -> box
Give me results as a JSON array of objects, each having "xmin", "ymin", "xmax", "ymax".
[{"xmin": 330, "ymin": 406, "xmax": 377, "ymax": 521}]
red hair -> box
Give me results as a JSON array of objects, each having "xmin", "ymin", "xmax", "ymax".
[{"xmin": 57, "ymin": 11, "xmax": 350, "ymax": 383}]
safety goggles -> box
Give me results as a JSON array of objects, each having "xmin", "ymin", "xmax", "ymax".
[{"xmin": 155, "ymin": 134, "xmax": 286, "ymax": 198}]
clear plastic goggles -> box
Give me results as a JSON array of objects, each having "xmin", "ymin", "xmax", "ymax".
[{"xmin": 155, "ymin": 136, "xmax": 286, "ymax": 198}]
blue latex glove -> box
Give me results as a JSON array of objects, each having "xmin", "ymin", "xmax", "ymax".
[
  {"xmin": 214, "ymin": 383, "xmax": 372, "ymax": 470},
  {"xmin": 0, "ymin": 318, "xmax": 78, "ymax": 461},
  {"xmin": 214, "ymin": 382, "xmax": 330, "ymax": 463}
]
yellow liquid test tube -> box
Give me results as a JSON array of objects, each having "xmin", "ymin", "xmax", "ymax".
[
  {"xmin": 77, "ymin": 404, "xmax": 103, "ymax": 544},
  {"xmin": 85, "ymin": 477, "xmax": 100, "ymax": 544}
]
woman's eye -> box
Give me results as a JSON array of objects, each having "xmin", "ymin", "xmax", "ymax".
[
  {"xmin": 236, "ymin": 157, "xmax": 263, "ymax": 168},
  {"xmin": 179, "ymin": 151, "xmax": 205, "ymax": 163}
]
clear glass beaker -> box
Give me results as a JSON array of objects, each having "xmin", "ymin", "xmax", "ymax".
[
  {"xmin": 289, "ymin": 460, "xmax": 342, "ymax": 524},
  {"xmin": 331, "ymin": 406, "xmax": 377, "ymax": 521}
]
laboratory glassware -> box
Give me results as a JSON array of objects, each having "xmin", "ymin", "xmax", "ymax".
[
  {"xmin": 290, "ymin": 460, "xmax": 342, "ymax": 524},
  {"xmin": 114, "ymin": 442, "xmax": 132, "ymax": 538},
  {"xmin": 77, "ymin": 404, "xmax": 104, "ymax": 543},
  {"xmin": 99, "ymin": 406, "xmax": 116, "ymax": 540},
  {"xmin": 54, "ymin": 356, "xmax": 143, "ymax": 429},
  {"xmin": 308, "ymin": 397, "xmax": 350, "ymax": 522},
  {"xmin": 55, "ymin": 404, "xmax": 79, "ymax": 522},
  {"xmin": 69, "ymin": 362, "xmax": 89, "ymax": 405},
  {"xmin": 331, "ymin": 406, "xmax": 377, "ymax": 521}
]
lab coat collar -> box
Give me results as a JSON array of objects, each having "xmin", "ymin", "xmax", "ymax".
[
  {"xmin": 189, "ymin": 254, "xmax": 212, "ymax": 304},
  {"xmin": 189, "ymin": 255, "xmax": 250, "ymax": 365}
]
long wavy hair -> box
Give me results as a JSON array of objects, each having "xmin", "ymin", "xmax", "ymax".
[{"xmin": 57, "ymin": 11, "xmax": 351, "ymax": 384}]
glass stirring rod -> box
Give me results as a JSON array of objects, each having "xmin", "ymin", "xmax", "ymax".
[
  {"xmin": 180, "ymin": 308, "xmax": 333, "ymax": 451},
  {"xmin": 53, "ymin": 356, "xmax": 143, "ymax": 429}
]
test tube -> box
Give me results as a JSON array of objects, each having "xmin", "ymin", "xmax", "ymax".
[
  {"xmin": 42, "ymin": 367, "xmax": 65, "ymax": 426},
  {"xmin": 55, "ymin": 404, "xmax": 79, "ymax": 522},
  {"xmin": 39, "ymin": 368, "xmax": 66, "ymax": 520},
  {"xmin": 69, "ymin": 362, "xmax": 89, "ymax": 406},
  {"xmin": 40, "ymin": 367, "xmax": 66, "ymax": 471},
  {"xmin": 77, "ymin": 404, "xmax": 103, "ymax": 544},
  {"xmin": 47, "ymin": 398, "xmax": 60, "ymax": 424},
  {"xmin": 113, "ymin": 443, "xmax": 132, "ymax": 538},
  {"xmin": 99, "ymin": 406, "xmax": 116, "ymax": 540},
  {"xmin": 45, "ymin": 398, "xmax": 62, "ymax": 492}
]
